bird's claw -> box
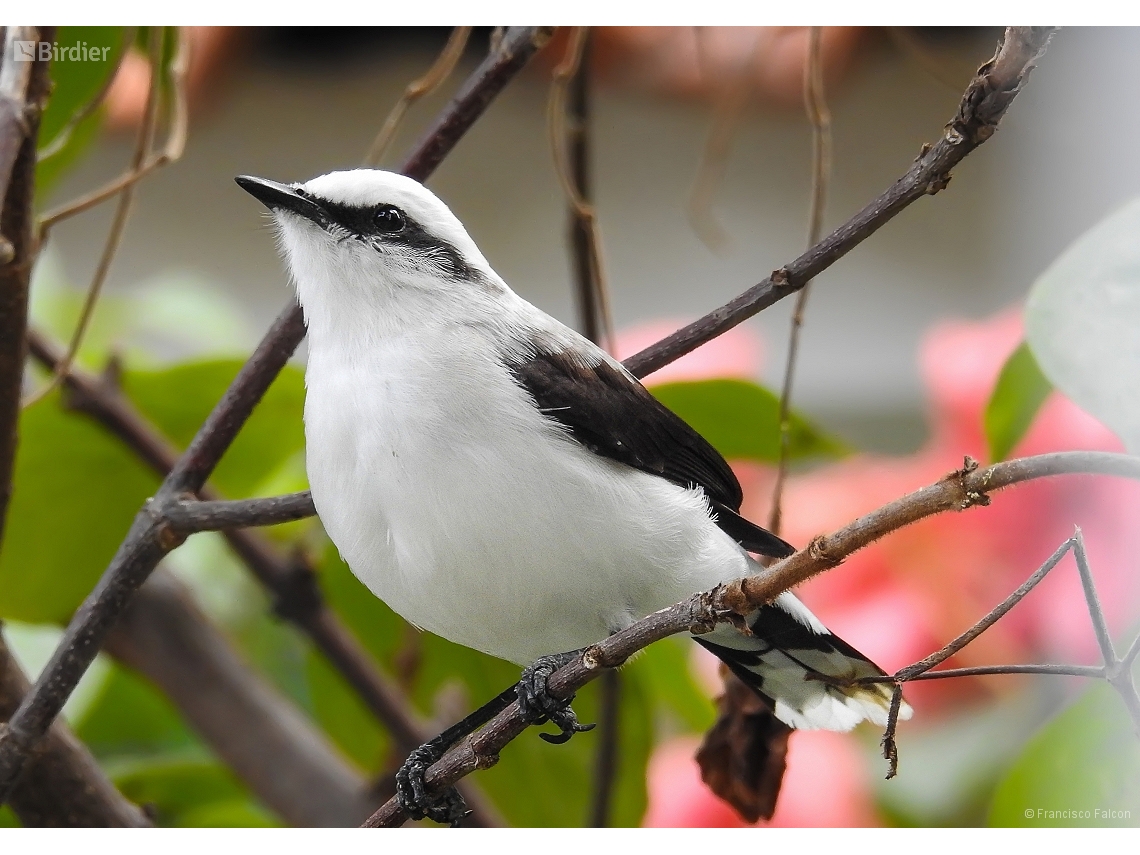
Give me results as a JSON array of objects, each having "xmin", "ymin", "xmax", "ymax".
[
  {"xmin": 394, "ymin": 743, "xmax": 470, "ymax": 827},
  {"xmin": 517, "ymin": 652, "xmax": 596, "ymax": 745}
]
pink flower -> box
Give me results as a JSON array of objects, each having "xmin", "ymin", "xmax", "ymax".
[
  {"xmin": 643, "ymin": 732, "xmax": 878, "ymax": 827},
  {"xmin": 630, "ymin": 307, "xmax": 1140, "ymax": 826}
]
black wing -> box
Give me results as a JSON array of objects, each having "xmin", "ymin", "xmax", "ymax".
[{"xmin": 508, "ymin": 349, "xmax": 794, "ymax": 559}]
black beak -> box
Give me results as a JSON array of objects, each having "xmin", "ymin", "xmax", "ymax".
[{"xmin": 235, "ymin": 175, "xmax": 326, "ymax": 226}]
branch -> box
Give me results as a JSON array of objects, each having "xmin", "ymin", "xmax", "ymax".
[
  {"xmin": 364, "ymin": 26, "xmax": 473, "ymax": 167},
  {"xmin": 162, "ymin": 492, "xmax": 315, "ymax": 532},
  {"xmin": 0, "ymin": 25, "xmax": 553, "ymax": 806},
  {"xmin": 36, "ymin": 26, "xmax": 1057, "ymax": 542},
  {"xmin": 24, "ymin": 328, "xmax": 499, "ymax": 825},
  {"xmin": 721, "ymin": 452, "xmax": 1140, "ymax": 612},
  {"xmin": 104, "ymin": 570, "xmax": 377, "ymax": 827},
  {"xmin": 622, "ymin": 26, "xmax": 1054, "ymax": 380},
  {"xmin": 557, "ymin": 30, "xmax": 621, "ymax": 825},
  {"xmin": 552, "ymin": 26, "xmax": 614, "ymax": 351},
  {"xmin": 36, "ymin": 29, "xmax": 190, "ymax": 235},
  {"xmin": 1, "ymin": 629, "xmax": 150, "ymax": 826},
  {"xmin": 0, "ymin": 26, "xmax": 51, "ymax": 545},
  {"xmin": 362, "ymin": 449, "xmax": 1140, "ymax": 826},
  {"xmin": 24, "ymin": 27, "xmax": 188, "ymax": 408},
  {"xmin": 769, "ymin": 25, "xmax": 832, "ymax": 535}
]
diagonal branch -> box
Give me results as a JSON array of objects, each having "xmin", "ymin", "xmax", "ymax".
[
  {"xmin": 0, "ymin": 25, "xmax": 555, "ymax": 805},
  {"xmin": 74, "ymin": 29, "xmax": 1058, "ymax": 543},
  {"xmin": 104, "ymin": 570, "xmax": 377, "ymax": 827},
  {"xmin": 362, "ymin": 449, "xmax": 1140, "ymax": 826},
  {"xmin": 364, "ymin": 26, "xmax": 473, "ymax": 167},
  {"xmin": 623, "ymin": 26, "xmax": 1054, "ymax": 380},
  {"xmin": 1, "ymin": 629, "xmax": 150, "ymax": 826},
  {"xmin": 26, "ymin": 307, "xmax": 492, "ymax": 824}
]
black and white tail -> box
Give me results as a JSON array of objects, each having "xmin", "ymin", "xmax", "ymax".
[{"xmin": 694, "ymin": 592, "xmax": 911, "ymax": 731}]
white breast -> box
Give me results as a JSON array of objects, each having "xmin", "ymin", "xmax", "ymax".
[{"xmin": 303, "ymin": 323, "xmax": 752, "ymax": 665}]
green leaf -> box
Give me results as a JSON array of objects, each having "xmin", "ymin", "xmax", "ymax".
[
  {"xmin": 178, "ymin": 799, "xmax": 280, "ymax": 828},
  {"xmin": 75, "ymin": 660, "xmax": 199, "ymax": 758},
  {"xmin": 0, "ymin": 391, "xmax": 160, "ymax": 623},
  {"xmin": 988, "ymin": 683, "xmax": 1140, "ymax": 827},
  {"xmin": 36, "ymin": 27, "xmax": 125, "ymax": 196},
  {"xmin": 0, "ymin": 360, "xmax": 305, "ymax": 624},
  {"xmin": 984, "ymin": 341, "xmax": 1053, "ymax": 462},
  {"xmin": 123, "ymin": 360, "xmax": 307, "ymax": 500},
  {"xmin": 649, "ymin": 378, "xmax": 848, "ymax": 464},
  {"xmin": 629, "ymin": 636, "xmax": 715, "ymax": 734},
  {"xmin": 1025, "ymin": 197, "xmax": 1140, "ymax": 453},
  {"xmin": 111, "ymin": 756, "xmax": 278, "ymax": 827}
]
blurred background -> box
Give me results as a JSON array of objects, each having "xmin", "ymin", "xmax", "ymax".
[{"xmin": 4, "ymin": 26, "xmax": 1140, "ymax": 828}]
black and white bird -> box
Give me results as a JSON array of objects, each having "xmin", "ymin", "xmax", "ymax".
[{"xmin": 237, "ymin": 169, "xmax": 910, "ymax": 822}]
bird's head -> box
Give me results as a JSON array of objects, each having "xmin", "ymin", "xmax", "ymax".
[{"xmin": 237, "ymin": 169, "xmax": 500, "ymax": 337}]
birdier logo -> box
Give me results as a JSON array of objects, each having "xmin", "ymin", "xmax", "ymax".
[{"xmin": 13, "ymin": 41, "xmax": 111, "ymax": 62}]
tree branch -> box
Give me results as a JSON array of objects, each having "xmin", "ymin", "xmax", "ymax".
[
  {"xmin": 0, "ymin": 30, "xmax": 146, "ymax": 828},
  {"xmin": 1, "ymin": 629, "xmax": 150, "ymax": 826},
  {"xmin": 162, "ymin": 492, "xmax": 315, "ymax": 532},
  {"xmin": 364, "ymin": 26, "xmax": 473, "ymax": 167},
  {"xmin": 0, "ymin": 26, "xmax": 51, "ymax": 546},
  {"xmin": 362, "ymin": 449, "xmax": 1140, "ymax": 826},
  {"xmin": 104, "ymin": 570, "xmax": 377, "ymax": 827},
  {"xmin": 0, "ymin": 25, "xmax": 554, "ymax": 805},
  {"xmin": 25, "ymin": 27, "xmax": 189, "ymax": 408},
  {"xmin": 24, "ymin": 332, "xmax": 498, "ymax": 825},
  {"xmin": 722, "ymin": 452, "xmax": 1140, "ymax": 613},
  {"xmin": 622, "ymin": 26, "xmax": 1054, "ymax": 380}
]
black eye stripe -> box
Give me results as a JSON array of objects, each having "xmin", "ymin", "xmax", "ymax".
[{"xmin": 310, "ymin": 196, "xmax": 477, "ymax": 281}]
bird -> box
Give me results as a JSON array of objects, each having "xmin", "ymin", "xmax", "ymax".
[{"xmin": 236, "ymin": 168, "xmax": 910, "ymax": 823}]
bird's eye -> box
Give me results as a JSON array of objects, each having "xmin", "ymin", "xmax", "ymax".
[{"xmin": 373, "ymin": 205, "xmax": 405, "ymax": 233}]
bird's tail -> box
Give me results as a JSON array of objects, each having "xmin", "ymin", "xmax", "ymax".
[{"xmin": 693, "ymin": 592, "xmax": 911, "ymax": 732}]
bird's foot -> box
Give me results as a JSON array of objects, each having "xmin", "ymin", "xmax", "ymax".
[
  {"xmin": 517, "ymin": 651, "xmax": 596, "ymax": 745},
  {"xmin": 394, "ymin": 742, "xmax": 470, "ymax": 827}
]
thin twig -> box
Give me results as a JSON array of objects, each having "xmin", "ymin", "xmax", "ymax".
[
  {"xmin": 364, "ymin": 26, "xmax": 472, "ymax": 167},
  {"xmin": 36, "ymin": 27, "xmax": 190, "ymax": 237},
  {"xmin": 868, "ymin": 528, "xmax": 1140, "ymax": 772},
  {"xmin": 906, "ymin": 664, "xmax": 1106, "ymax": 680},
  {"xmin": 36, "ymin": 28, "xmax": 136, "ymax": 162},
  {"xmin": 588, "ymin": 669, "xmax": 620, "ymax": 827},
  {"xmin": 686, "ymin": 29, "xmax": 757, "ymax": 251},
  {"xmin": 561, "ymin": 37, "xmax": 621, "ymax": 824},
  {"xmin": 1072, "ymin": 530, "xmax": 1119, "ymax": 666},
  {"xmin": 768, "ymin": 26, "xmax": 832, "ymax": 536},
  {"xmin": 566, "ymin": 29, "xmax": 601, "ymax": 346},
  {"xmin": 0, "ymin": 25, "xmax": 553, "ymax": 807},
  {"xmin": 895, "ymin": 534, "xmax": 1078, "ymax": 680},
  {"xmin": 23, "ymin": 27, "xmax": 171, "ymax": 409},
  {"xmin": 887, "ymin": 27, "xmax": 975, "ymax": 95},
  {"xmin": 361, "ymin": 448, "xmax": 1140, "ymax": 826},
  {"xmin": 549, "ymin": 26, "xmax": 615, "ymax": 352},
  {"xmin": 624, "ymin": 27, "xmax": 1055, "ymax": 380},
  {"xmin": 162, "ymin": 492, "xmax": 316, "ymax": 532}
]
